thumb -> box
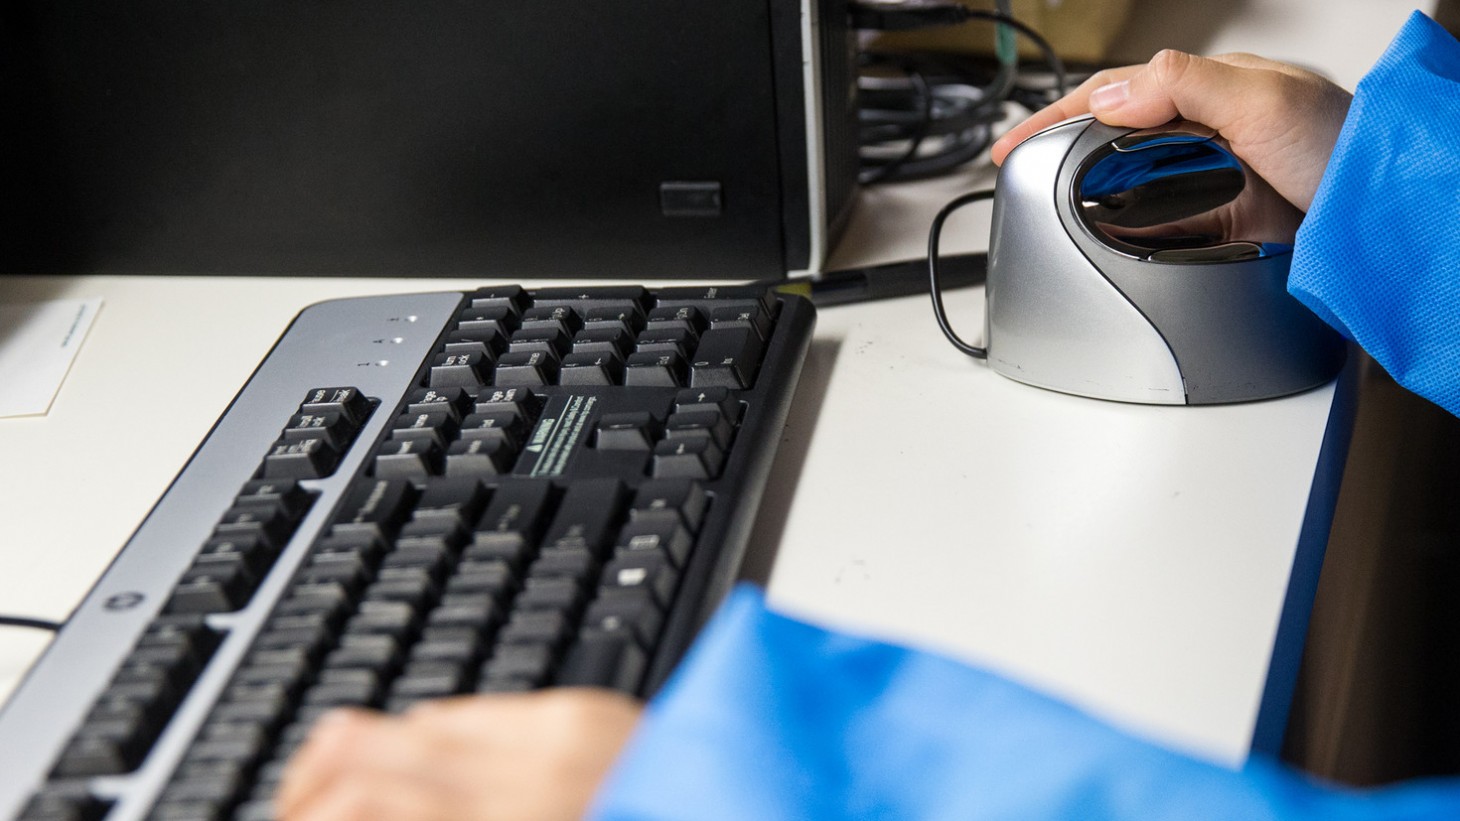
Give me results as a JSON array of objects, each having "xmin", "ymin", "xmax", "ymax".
[{"xmin": 1088, "ymin": 49, "xmax": 1256, "ymax": 136}]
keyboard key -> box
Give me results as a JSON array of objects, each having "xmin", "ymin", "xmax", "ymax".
[
  {"xmin": 529, "ymin": 286, "xmax": 649, "ymax": 312},
  {"xmin": 531, "ymin": 548, "xmax": 599, "ymax": 580},
  {"xmin": 651, "ymin": 436, "xmax": 724, "ymax": 479},
  {"xmin": 480, "ymin": 643, "xmax": 555, "ymax": 687},
  {"xmin": 412, "ymin": 477, "xmax": 491, "ymax": 527},
  {"xmin": 389, "ymin": 410, "xmax": 459, "ymax": 449},
  {"xmin": 458, "ymin": 411, "xmax": 526, "ymax": 446},
  {"xmin": 507, "ymin": 326, "xmax": 571, "ymax": 358},
  {"xmin": 297, "ymin": 551, "xmax": 372, "ymax": 588},
  {"xmin": 473, "ymin": 480, "xmax": 555, "ymax": 550},
  {"xmin": 654, "ymin": 285, "xmax": 774, "ymax": 316},
  {"xmin": 665, "ymin": 407, "xmax": 733, "ymax": 450},
  {"xmin": 196, "ymin": 534, "xmax": 278, "ymax": 578},
  {"xmin": 572, "ymin": 326, "xmax": 634, "ymax": 357},
  {"xmin": 281, "ymin": 410, "xmax": 356, "ymax": 450},
  {"xmin": 157, "ymin": 767, "xmax": 247, "ymax": 805},
  {"xmin": 689, "ymin": 326, "xmax": 763, "ymax": 389},
  {"xmin": 446, "ymin": 562, "xmax": 517, "ymax": 598},
  {"xmin": 426, "ymin": 596, "xmax": 505, "ymax": 634},
  {"xmin": 445, "ymin": 438, "xmax": 515, "ymax": 477},
  {"xmin": 708, "ymin": 303, "xmax": 771, "ymax": 341},
  {"xmin": 644, "ymin": 305, "xmax": 706, "ymax": 336},
  {"xmin": 542, "ymin": 479, "xmax": 627, "ymax": 555},
  {"xmin": 326, "ymin": 635, "xmax": 403, "ymax": 674},
  {"xmin": 615, "ymin": 517, "xmax": 694, "ymax": 568},
  {"xmin": 167, "ymin": 560, "xmax": 259, "ymax": 614},
  {"xmin": 559, "ymin": 351, "xmax": 624, "ymax": 386},
  {"xmin": 494, "ymin": 350, "xmax": 559, "ymax": 386},
  {"xmin": 350, "ymin": 600, "xmax": 422, "ymax": 641},
  {"xmin": 261, "ymin": 437, "xmax": 340, "ymax": 480},
  {"xmin": 631, "ymin": 478, "xmax": 708, "ymax": 532},
  {"xmin": 455, "ymin": 306, "xmax": 516, "ymax": 342},
  {"xmin": 517, "ymin": 576, "xmax": 587, "ymax": 616},
  {"xmin": 405, "ymin": 386, "xmax": 475, "ymax": 420},
  {"xmin": 582, "ymin": 589, "xmax": 664, "ymax": 648},
  {"xmin": 299, "ymin": 387, "xmax": 373, "ymax": 428},
  {"xmin": 595, "ymin": 411, "xmax": 659, "ymax": 451},
  {"xmin": 673, "ymin": 386, "xmax": 742, "ymax": 423},
  {"xmin": 466, "ymin": 285, "xmax": 527, "ymax": 317},
  {"xmin": 428, "ymin": 351, "xmax": 493, "ymax": 389},
  {"xmin": 624, "ymin": 351, "xmax": 688, "ymax": 387},
  {"xmin": 410, "ymin": 634, "xmax": 488, "ymax": 667},
  {"xmin": 600, "ymin": 552, "xmax": 679, "ymax": 607},
  {"xmin": 474, "ymin": 386, "xmax": 542, "ymax": 423},
  {"xmin": 499, "ymin": 610, "xmax": 573, "ymax": 649},
  {"xmin": 520, "ymin": 305, "xmax": 583, "ymax": 337},
  {"xmin": 331, "ymin": 479, "xmax": 418, "ymax": 537},
  {"xmin": 634, "ymin": 325, "xmax": 697, "ymax": 359},
  {"xmin": 235, "ymin": 478, "xmax": 315, "ymax": 520},
  {"xmin": 215, "ymin": 504, "xmax": 297, "ymax": 550},
  {"xmin": 389, "ymin": 663, "xmax": 468, "ymax": 701},
  {"xmin": 581, "ymin": 306, "xmax": 644, "ymax": 337},
  {"xmin": 372, "ymin": 438, "xmax": 445, "ymax": 479},
  {"xmin": 556, "ymin": 632, "xmax": 647, "ymax": 691}
]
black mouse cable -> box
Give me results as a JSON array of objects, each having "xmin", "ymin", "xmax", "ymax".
[
  {"xmin": 0, "ymin": 614, "xmax": 64, "ymax": 632},
  {"xmin": 928, "ymin": 188, "xmax": 996, "ymax": 359}
]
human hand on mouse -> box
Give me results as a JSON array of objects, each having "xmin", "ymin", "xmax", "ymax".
[
  {"xmin": 273, "ymin": 689, "xmax": 643, "ymax": 821},
  {"xmin": 991, "ymin": 50, "xmax": 1352, "ymax": 213}
]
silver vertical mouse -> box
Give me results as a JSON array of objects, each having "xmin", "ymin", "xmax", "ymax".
[{"xmin": 982, "ymin": 116, "xmax": 1345, "ymax": 404}]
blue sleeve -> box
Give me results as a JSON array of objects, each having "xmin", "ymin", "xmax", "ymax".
[
  {"xmin": 588, "ymin": 586, "xmax": 1460, "ymax": 820},
  {"xmin": 1289, "ymin": 11, "xmax": 1460, "ymax": 418}
]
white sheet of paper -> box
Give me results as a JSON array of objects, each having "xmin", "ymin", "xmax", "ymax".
[{"xmin": 0, "ymin": 298, "xmax": 103, "ymax": 417}]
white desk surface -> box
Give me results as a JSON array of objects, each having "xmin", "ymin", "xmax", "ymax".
[{"xmin": 0, "ymin": 156, "xmax": 1337, "ymax": 770}]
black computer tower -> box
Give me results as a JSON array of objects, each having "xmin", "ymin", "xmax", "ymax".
[{"xmin": 1, "ymin": 1, "xmax": 858, "ymax": 279}]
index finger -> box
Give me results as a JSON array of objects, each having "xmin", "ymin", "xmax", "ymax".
[{"xmin": 990, "ymin": 65, "xmax": 1142, "ymax": 165}]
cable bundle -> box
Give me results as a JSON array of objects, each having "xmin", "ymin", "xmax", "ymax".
[{"xmin": 851, "ymin": 0, "xmax": 1071, "ymax": 184}]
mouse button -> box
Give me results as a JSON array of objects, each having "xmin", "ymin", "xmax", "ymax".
[
  {"xmin": 1111, "ymin": 121, "xmax": 1217, "ymax": 152},
  {"xmin": 1149, "ymin": 241, "xmax": 1264, "ymax": 263},
  {"xmin": 1022, "ymin": 113, "xmax": 1096, "ymax": 146}
]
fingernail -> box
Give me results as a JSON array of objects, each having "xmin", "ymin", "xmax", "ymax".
[{"xmin": 1089, "ymin": 80, "xmax": 1130, "ymax": 111}]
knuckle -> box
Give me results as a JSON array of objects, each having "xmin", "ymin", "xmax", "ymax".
[{"xmin": 1147, "ymin": 49, "xmax": 1197, "ymax": 89}]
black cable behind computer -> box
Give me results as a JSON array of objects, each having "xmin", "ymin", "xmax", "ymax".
[{"xmin": 850, "ymin": 0, "xmax": 1071, "ymax": 184}]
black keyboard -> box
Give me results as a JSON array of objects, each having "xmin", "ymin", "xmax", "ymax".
[{"xmin": 0, "ymin": 284, "xmax": 814, "ymax": 821}]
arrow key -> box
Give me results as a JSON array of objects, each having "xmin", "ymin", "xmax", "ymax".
[{"xmin": 651, "ymin": 436, "xmax": 724, "ymax": 480}]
